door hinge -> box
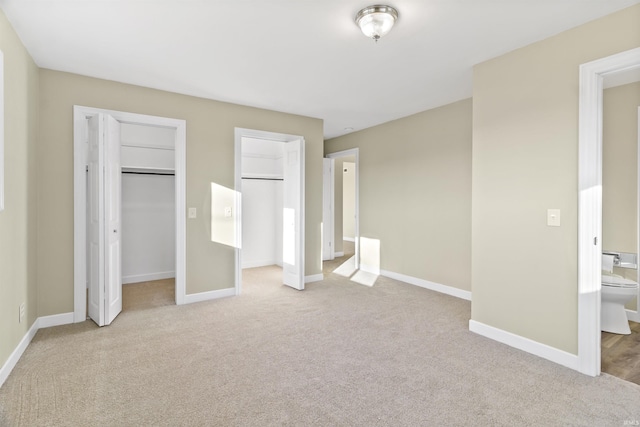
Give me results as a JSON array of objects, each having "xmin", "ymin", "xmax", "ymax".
[{"xmin": 594, "ymin": 236, "xmax": 598, "ymax": 245}]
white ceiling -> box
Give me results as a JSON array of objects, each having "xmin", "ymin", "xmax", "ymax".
[{"xmin": 1, "ymin": 0, "xmax": 639, "ymax": 138}]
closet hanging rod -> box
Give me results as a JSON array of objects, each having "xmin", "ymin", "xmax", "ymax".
[
  {"xmin": 122, "ymin": 171, "xmax": 175, "ymax": 176},
  {"xmin": 241, "ymin": 177, "xmax": 283, "ymax": 181}
]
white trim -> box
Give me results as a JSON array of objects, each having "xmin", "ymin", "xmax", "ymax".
[
  {"xmin": 0, "ymin": 320, "xmax": 38, "ymax": 388},
  {"xmin": 578, "ymin": 48, "xmax": 640, "ymax": 377},
  {"xmin": 326, "ymin": 149, "xmax": 360, "ymax": 271},
  {"xmin": 627, "ymin": 309, "xmax": 640, "ymax": 323},
  {"xmin": 343, "ymin": 237, "xmax": 355, "ymax": 242},
  {"xmin": 38, "ymin": 312, "xmax": 74, "ymax": 329},
  {"xmin": 305, "ymin": 274, "xmax": 324, "ymax": 283},
  {"xmin": 334, "ymin": 251, "xmax": 345, "ymax": 257},
  {"xmin": 0, "ymin": 312, "xmax": 75, "ymax": 388},
  {"xmin": 73, "ymin": 106, "xmax": 187, "ymax": 322},
  {"xmin": 469, "ymin": 320, "xmax": 579, "ymax": 371},
  {"xmin": 381, "ymin": 269, "xmax": 472, "ymax": 301},
  {"xmin": 234, "ymin": 128, "xmax": 307, "ymax": 295},
  {"xmin": 183, "ymin": 288, "xmax": 235, "ymax": 304},
  {"xmin": 122, "ymin": 271, "xmax": 175, "ymax": 285}
]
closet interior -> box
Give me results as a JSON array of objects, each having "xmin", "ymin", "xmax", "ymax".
[
  {"xmin": 241, "ymin": 137, "xmax": 284, "ymax": 270},
  {"xmin": 120, "ymin": 123, "xmax": 176, "ymax": 305}
]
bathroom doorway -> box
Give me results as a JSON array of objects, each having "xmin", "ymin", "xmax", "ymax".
[
  {"xmin": 325, "ymin": 149, "xmax": 360, "ymax": 274},
  {"xmin": 600, "ymin": 74, "xmax": 640, "ymax": 385},
  {"xmin": 578, "ymin": 47, "xmax": 640, "ymax": 377}
]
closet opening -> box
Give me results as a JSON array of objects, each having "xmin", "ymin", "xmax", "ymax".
[
  {"xmin": 234, "ymin": 128, "xmax": 305, "ymax": 294},
  {"xmin": 73, "ymin": 106, "xmax": 187, "ymax": 326}
]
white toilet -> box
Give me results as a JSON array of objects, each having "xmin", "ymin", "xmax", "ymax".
[{"xmin": 601, "ymin": 273, "xmax": 638, "ymax": 334}]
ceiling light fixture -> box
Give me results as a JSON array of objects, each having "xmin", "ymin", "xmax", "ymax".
[{"xmin": 355, "ymin": 5, "xmax": 399, "ymax": 42}]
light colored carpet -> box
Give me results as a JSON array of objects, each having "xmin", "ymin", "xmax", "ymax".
[
  {"xmin": 1, "ymin": 265, "xmax": 639, "ymax": 426},
  {"xmin": 122, "ymin": 278, "xmax": 175, "ymax": 312}
]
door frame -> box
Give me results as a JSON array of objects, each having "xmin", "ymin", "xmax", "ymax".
[
  {"xmin": 326, "ymin": 148, "xmax": 360, "ymax": 269},
  {"xmin": 322, "ymin": 158, "xmax": 335, "ymax": 261},
  {"xmin": 73, "ymin": 105, "xmax": 187, "ymax": 322},
  {"xmin": 578, "ymin": 47, "xmax": 640, "ymax": 376},
  {"xmin": 234, "ymin": 127, "xmax": 306, "ymax": 294}
]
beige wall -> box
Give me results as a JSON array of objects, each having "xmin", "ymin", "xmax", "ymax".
[
  {"xmin": 602, "ymin": 81, "xmax": 640, "ymax": 309},
  {"xmin": 0, "ymin": 10, "xmax": 39, "ymax": 368},
  {"xmin": 37, "ymin": 70, "xmax": 324, "ymax": 316},
  {"xmin": 471, "ymin": 5, "xmax": 640, "ymax": 354},
  {"xmin": 325, "ymin": 98, "xmax": 472, "ymax": 291}
]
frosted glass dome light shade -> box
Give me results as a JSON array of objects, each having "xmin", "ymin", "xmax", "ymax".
[{"xmin": 355, "ymin": 5, "xmax": 399, "ymax": 41}]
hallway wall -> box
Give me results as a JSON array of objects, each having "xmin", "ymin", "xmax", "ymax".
[
  {"xmin": 325, "ymin": 99, "xmax": 472, "ymax": 292},
  {"xmin": 0, "ymin": 9, "xmax": 39, "ymax": 373}
]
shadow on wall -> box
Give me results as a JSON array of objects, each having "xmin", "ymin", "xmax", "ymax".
[{"xmin": 333, "ymin": 236, "xmax": 380, "ymax": 287}]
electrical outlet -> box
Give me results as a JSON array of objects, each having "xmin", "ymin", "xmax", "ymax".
[{"xmin": 19, "ymin": 303, "xmax": 25, "ymax": 323}]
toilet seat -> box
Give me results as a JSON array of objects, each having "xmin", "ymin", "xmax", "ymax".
[{"xmin": 601, "ymin": 274, "xmax": 638, "ymax": 288}]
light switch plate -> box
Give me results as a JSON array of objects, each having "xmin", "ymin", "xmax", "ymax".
[
  {"xmin": 188, "ymin": 207, "xmax": 197, "ymax": 219},
  {"xmin": 547, "ymin": 209, "xmax": 561, "ymax": 227},
  {"xmin": 224, "ymin": 207, "xmax": 232, "ymax": 218}
]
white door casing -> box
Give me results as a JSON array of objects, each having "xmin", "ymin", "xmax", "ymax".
[
  {"xmin": 322, "ymin": 158, "xmax": 335, "ymax": 261},
  {"xmin": 282, "ymin": 139, "xmax": 304, "ymax": 290}
]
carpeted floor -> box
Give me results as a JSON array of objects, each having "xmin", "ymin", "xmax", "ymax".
[
  {"xmin": 122, "ymin": 278, "xmax": 175, "ymax": 312},
  {"xmin": 1, "ymin": 261, "xmax": 639, "ymax": 426}
]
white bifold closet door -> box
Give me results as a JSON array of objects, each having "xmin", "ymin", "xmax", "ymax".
[
  {"xmin": 88, "ymin": 113, "xmax": 122, "ymax": 327},
  {"xmin": 282, "ymin": 139, "xmax": 304, "ymax": 290}
]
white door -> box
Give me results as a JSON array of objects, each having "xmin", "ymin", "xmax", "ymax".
[
  {"xmin": 322, "ymin": 158, "xmax": 334, "ymax": 261},
  {"xmin": 282, "ymin": 139, "xmax": 304, "ymax": 290},
  {"xmin": 104, "ymin": 115, "xmax": 122, "ymax": 324},
  {"xmin": 87, "ymin": 114, "xmax": 122, "ymax": 326},
  {"xmin": 87, "ymin": 115, "xmax": 105, "ymax": 326}
]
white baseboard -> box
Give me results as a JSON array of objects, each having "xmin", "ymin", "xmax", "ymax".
[
  {"xmin": 305, "ymin": 274, "xmax": 324, "ymax": 283},
  {"xmin": 38, "ymin": 312, "xmax": 74, "ymax": 329},
  {"xmin": 0, "ymin": 320, "xmax": 38, "ymax": 388},
  {"xmin": 183, "ymin": 287, "xmax": 235, "ymax": 304},
  {"xmin": 122, "ymin": 271, "xmax": 175, "ymax": 285},
  {"xmin": 380, "ymin": 269, "xmax": 471, "ymax": 301},
  {"xmin": 334, "ymin": 251, "xmax": 344, "ymax": 257},
  {"xmin": 469, "ymin": 320, "xmax": 579, "ymax": 371},
  {"xmin": 627, "ymin": 309, "xmax": 640, "ymax": 323},
  {"xmin": 343, "ymin": 237, "xmax": 355, "ymax": 242},
  {"xmin": 242, "ymin": 260, "xmax": 278, "ymax": 269},
  {"xmin": 1, "ymin": 312, "xmax": 75, "ymax": 389}
]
